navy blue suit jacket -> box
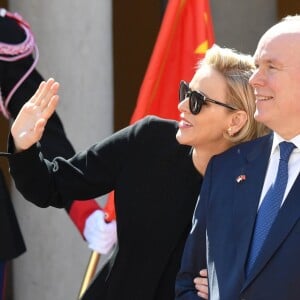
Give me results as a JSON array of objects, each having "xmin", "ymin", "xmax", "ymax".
[{"xmin": 176, "ymin": 133, "xmax": 300, "ymax": 300}]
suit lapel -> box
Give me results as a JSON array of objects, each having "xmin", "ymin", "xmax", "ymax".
[{"xmin": 232, "ymin": 135, "xmax": 272, "ymax": 282}]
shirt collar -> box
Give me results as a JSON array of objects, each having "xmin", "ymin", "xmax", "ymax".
[{"xmin": 271, "ymin": 132, "xmax": 300, "ymax": 156}]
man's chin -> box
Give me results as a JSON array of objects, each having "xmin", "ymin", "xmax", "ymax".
[{"xmin": 254, "ymin": 110, "xmax": 263, "ymax": 122}]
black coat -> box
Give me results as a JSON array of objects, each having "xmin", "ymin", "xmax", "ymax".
[{"xmin": 9, "ymin": 116, "xmax": 203, "ymax": 300}]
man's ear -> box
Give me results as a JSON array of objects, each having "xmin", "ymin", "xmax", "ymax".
[{"xmin": 228, "ymin": 111, "xmax": 248, "ymax": 136}]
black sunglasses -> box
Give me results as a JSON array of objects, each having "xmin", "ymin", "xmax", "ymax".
[{"xmin": 179, "ymin": 80, "xmax": 238, "ymax": 115}]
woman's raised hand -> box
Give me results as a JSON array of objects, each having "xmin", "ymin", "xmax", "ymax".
[{"xmin": 11, "ymin": 78, "xmax": 60, "ymax": 152}]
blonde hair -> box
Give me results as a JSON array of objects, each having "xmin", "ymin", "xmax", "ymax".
[{"xmin": 199, "ymin": 44, "xmax": 269, "ymax": 144}]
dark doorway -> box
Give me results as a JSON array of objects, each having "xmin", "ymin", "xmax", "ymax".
[
  {"xmin": 277, "ymin": 0, "xmax": 300, "ymax": 19},
  {"xmin": 112, "ymin": 1, "xmax": 166, "ymax": 130}
]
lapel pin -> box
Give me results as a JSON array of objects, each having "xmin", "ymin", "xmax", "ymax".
[{"xmin": 236, "ymin": 174, "xmax": 246, "ymax": 183}]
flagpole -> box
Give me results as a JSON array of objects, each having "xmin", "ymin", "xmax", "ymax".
[
  {"xmin": 78, "ymin": 251, "xmax": 100, "ymax": 299},
  {"xmin": 78, "ymin": 201, "xmax": 116, "ymax": 299}
]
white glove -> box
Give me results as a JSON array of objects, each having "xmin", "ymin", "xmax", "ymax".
[{"xmin": 83, "ymin": 210, "xmax": 117, "ymax": 254}]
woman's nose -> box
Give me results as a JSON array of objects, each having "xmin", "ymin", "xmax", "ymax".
[{"xmin": 178, "ymin": 97, "xmax": 189, "ymax": 113}]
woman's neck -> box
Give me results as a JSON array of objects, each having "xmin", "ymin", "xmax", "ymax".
[
  {"xmin": 192, "ymin": 149, "xmax": 210, "ymax": 176},
  {"xmin": 192, "ymin": 142, "xmax": 233, "ymax": 175}
]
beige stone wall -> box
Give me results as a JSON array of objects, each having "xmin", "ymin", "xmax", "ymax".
[{"xmin": 210, "ymin": 0, "xmax": 277, "ymax": 54}]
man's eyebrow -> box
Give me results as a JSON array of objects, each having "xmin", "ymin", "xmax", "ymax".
[{"xmin": 254, "ymin": 57, "xmax": 283, "ymax": 66}]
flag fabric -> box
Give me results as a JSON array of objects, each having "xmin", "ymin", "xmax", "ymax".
[
  {"xmin": 130, "ymin": 0, "xmax": 215, "ymax": 123},
  {"xmin": 104, "ymin": 0, "xmax": 215, "ymax": 219}
]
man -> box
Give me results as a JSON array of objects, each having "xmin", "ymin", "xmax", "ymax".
[{"xmin": 176, "ymin": 15, "xmax": 300, "ymax": 299}]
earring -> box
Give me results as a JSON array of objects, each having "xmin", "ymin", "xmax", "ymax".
[{"xmin": 227, "ymin": 127, "xmax": 233, "ymax": 136}]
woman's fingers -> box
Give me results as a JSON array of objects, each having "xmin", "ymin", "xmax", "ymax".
[
  {"xmin": 12, "ymin": 78, "xmax": 60, "ymax": 151},
  {"xmin": 29, "ymin": 80, "xmax": 46, "ymax": 105},
  {"xmin": 194, "ymin": 269, "xmax": 209, "ymax": 299},
  {"xmin": 42, "ymin": 94, "xmax": 60, "ymax": 120},
  {"xmin": 40, "ymin": 80, "xmax": 59, "ymax": 110},
  {"xmin": 30, "ymin": 78, "xmax": 57, "ymax": 107}
]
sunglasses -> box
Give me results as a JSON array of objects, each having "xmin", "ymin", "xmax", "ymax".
[{"xmin": 179, "ymin": 80, "xmax": 238, "ymax": 115}]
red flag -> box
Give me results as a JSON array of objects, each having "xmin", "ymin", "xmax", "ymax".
[
  {"xmin": 130, "ymin": 0, "xmax": 215, "ymax": 122},
  {"xmin": 104, "ymin": 0, "xmax": 215, "ymax": 218}
]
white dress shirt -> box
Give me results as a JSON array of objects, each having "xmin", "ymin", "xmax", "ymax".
[{"xmin": 258, "ymin": 132, "xmax": 300, "ymax": 209}]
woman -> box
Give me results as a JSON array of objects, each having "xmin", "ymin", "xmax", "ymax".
[{"xmin": 7, "ymin": 45, "xmax": 268, "ymax": 300}]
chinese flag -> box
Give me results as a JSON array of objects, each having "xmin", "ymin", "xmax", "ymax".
[
  {"xmin": 130, "ymin": 0, "xmax": 215, "ymax": 122},
  {"xmin": 104, "ymin": 0, "xmax": 215, "ymax": 220}
]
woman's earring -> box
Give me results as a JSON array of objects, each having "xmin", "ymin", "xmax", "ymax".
[{"xmin": 227, "ymin": 127, "xmax": 233, "ymax": 136}]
